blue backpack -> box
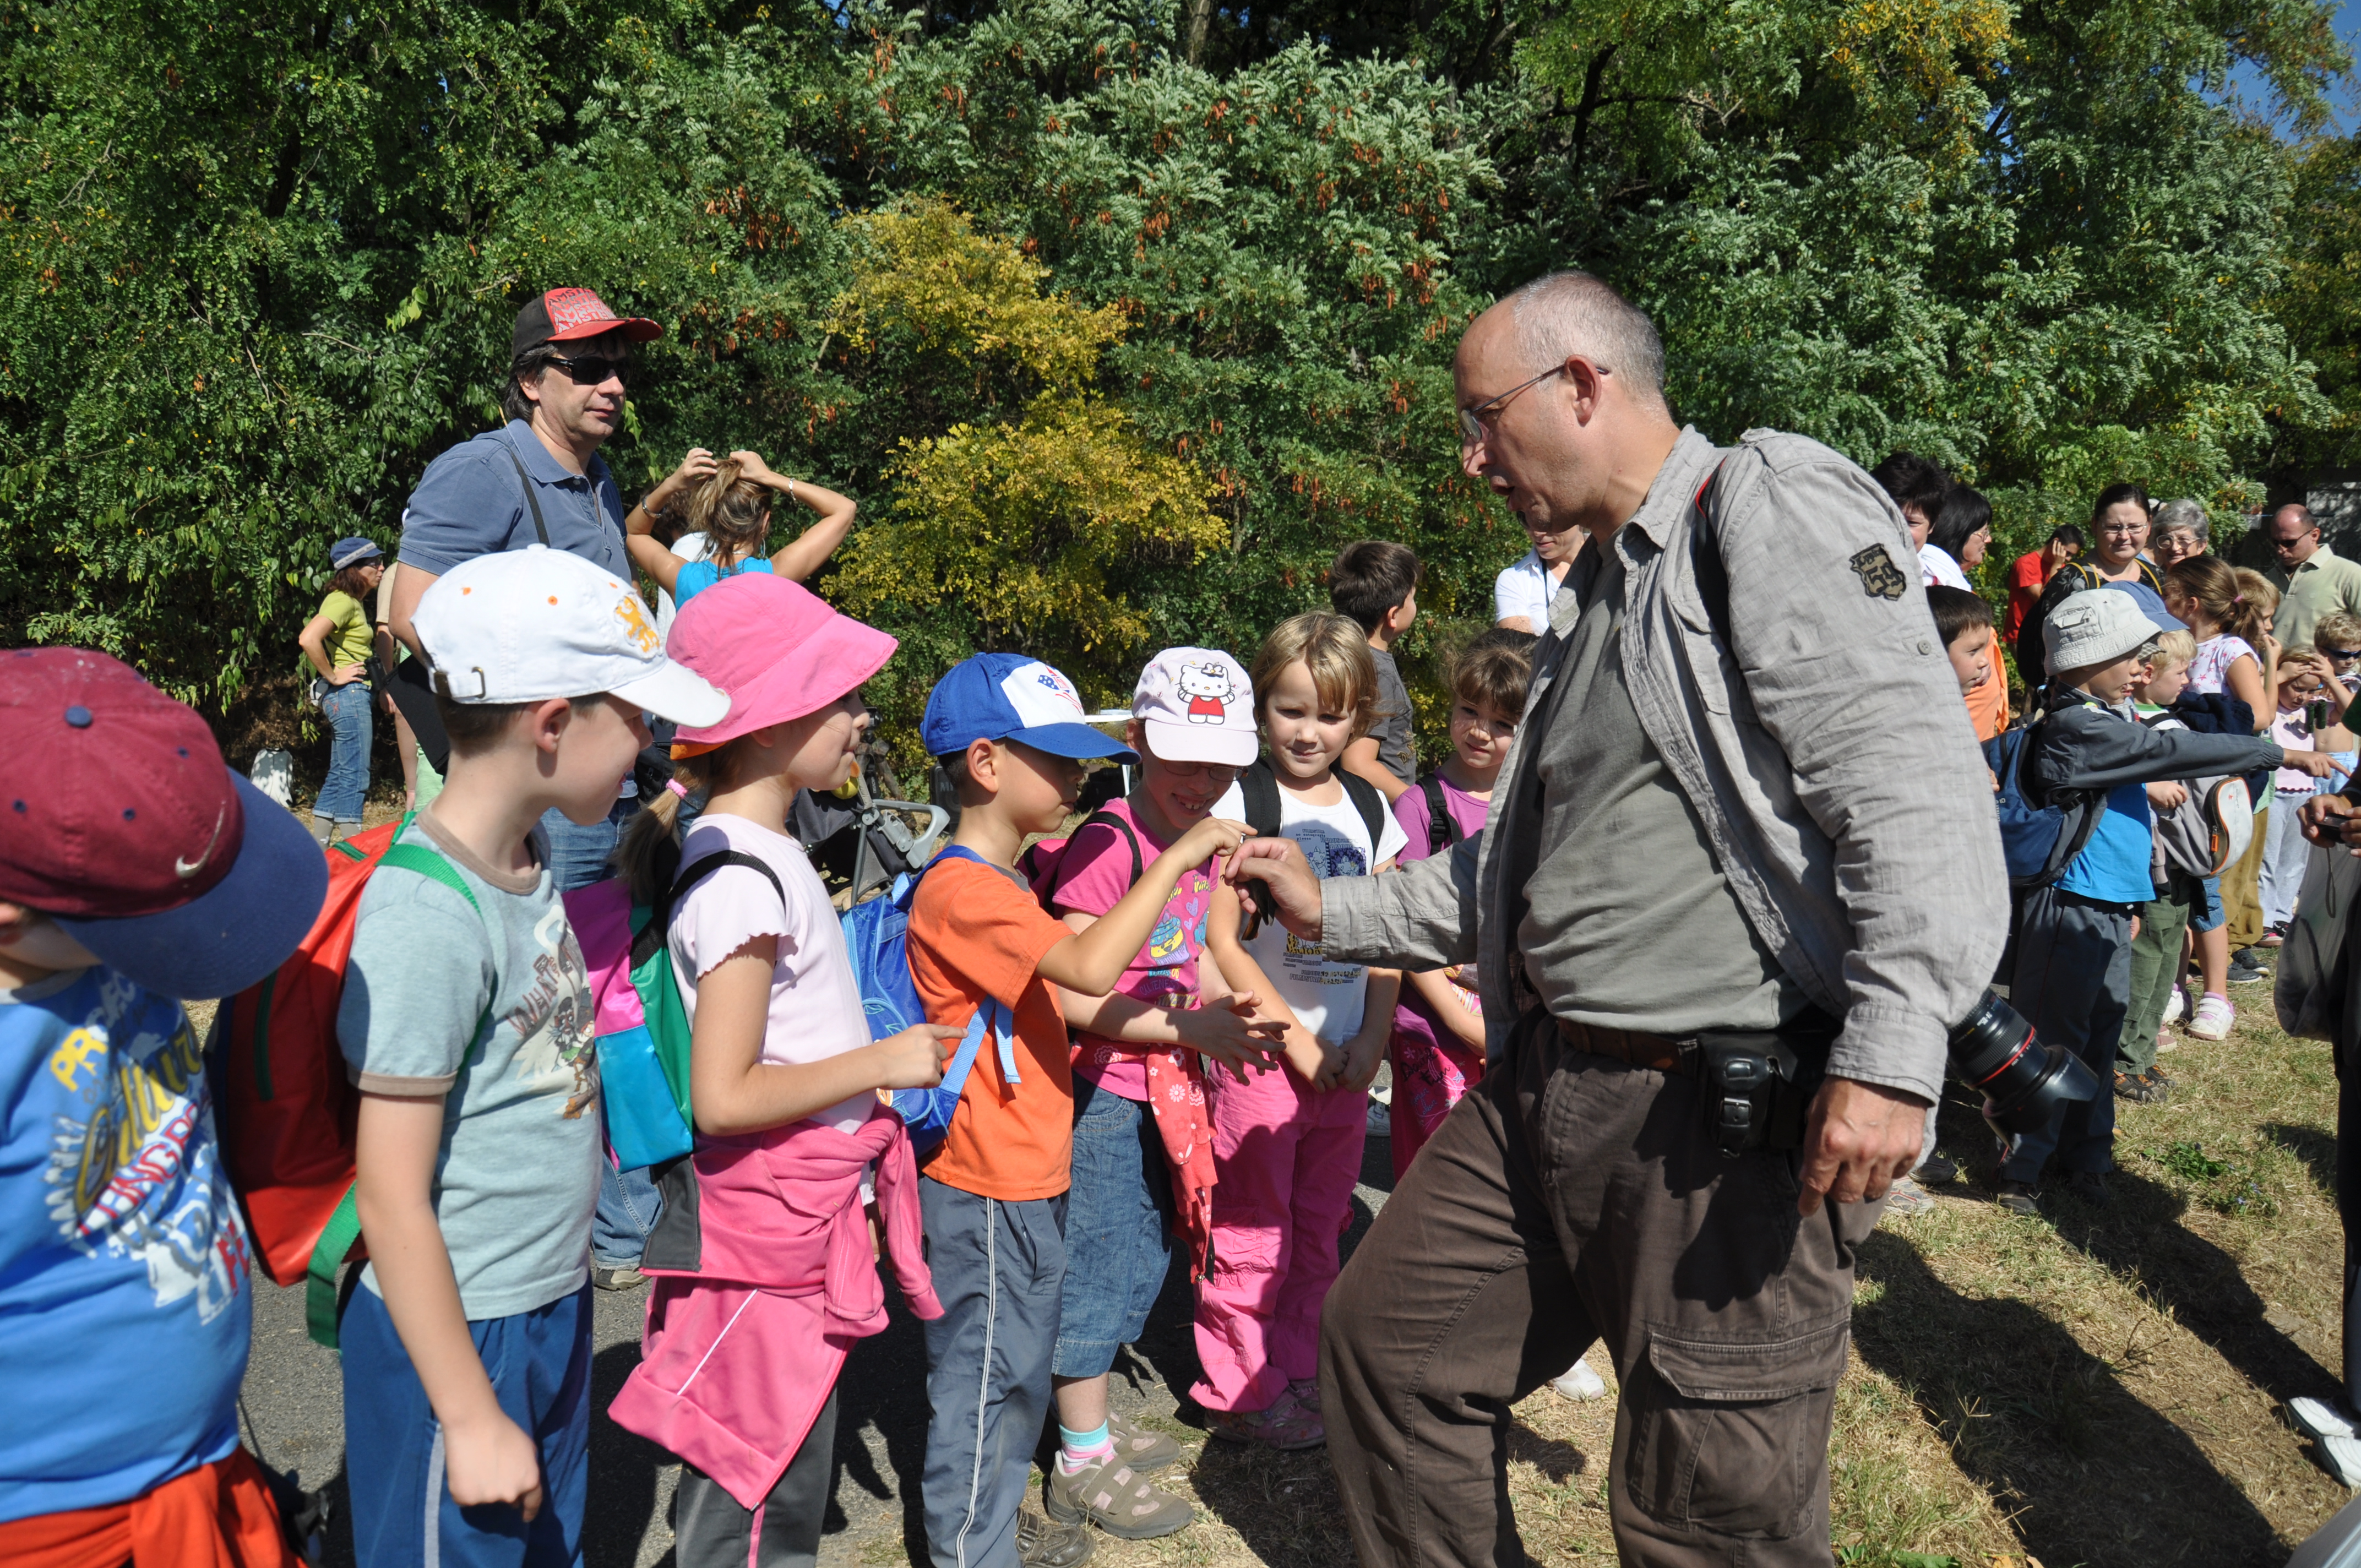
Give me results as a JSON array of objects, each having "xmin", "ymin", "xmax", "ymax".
[
  {"xmin": 840, "ymin": 845, "xmax": 1017, "ymax": 1153},
  {"xmin": 1982, "ymin": 705, "xmax": 2101, "ymax": 889}
]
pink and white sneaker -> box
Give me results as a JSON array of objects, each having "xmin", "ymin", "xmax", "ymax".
[{"xmin": 2186, "ymin": 993, "xmax": 2234, "ymax": 1041}]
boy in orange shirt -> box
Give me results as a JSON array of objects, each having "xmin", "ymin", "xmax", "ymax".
[{"xmin": 909, "ymin": 654, "xmax": 1250, "ymax": 1568}]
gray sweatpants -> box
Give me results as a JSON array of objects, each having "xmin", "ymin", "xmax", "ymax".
[
  {"xmin": 2002, "ymin": 883, "xmax": 2132, "ymax": 1182},
  {"xmin": 920, "ymin": 1177, "xmax": 1067, "ymax": 1568},
  {"xmin": 672, "ymin": 1388, "xmax": 838, "ymax": 1568}
]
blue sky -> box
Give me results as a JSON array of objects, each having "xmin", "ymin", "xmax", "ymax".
[{"xmin": 2222, "ymin": 0, "xmax": 2361, "ymax": 135}]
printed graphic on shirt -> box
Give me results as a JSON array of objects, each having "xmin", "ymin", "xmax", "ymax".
[
  {"xmin": 1178, "ymin": 661, "xmax": 1239, "ymax": 723},
  {"xmin": 1272, "ymin": 831, "xmax": 1367, "ymax": 972},
  {"xmin": 515, "ymin": 903, "xmax": 601, "ymax": 1119},
  {"xmin": 1084, "ymin": 868, "xmax": 1210, "ymax": 1070},
  {"xmin": 41, "ymin": 972, "xmax": 251, "ymax": 1323}
]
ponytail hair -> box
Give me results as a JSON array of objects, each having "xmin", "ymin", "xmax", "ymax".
[
  {"xmin": 2167, "ymin": 556, "xmax": 2271, "ymax": 650},
  {"xmin": 686, "ymin": 459, "xmax": 775, "ymax": 569},
  {"xmin": 614, "ymin": 748, "xmax": 734, "ymax": 906}
]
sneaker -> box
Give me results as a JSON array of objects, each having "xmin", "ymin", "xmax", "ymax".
[
  {"xmin": 2259, "ymin": 922, "xmax": 2288, "ymax": 949},
  {"xmin": 1366, "ymin": 1102, "xmax": 1391, "ymax": 1137},
  {"xmin": 1914, "ymin": 1154, "xmax": 1960, "ymax": 1185},
  {"xmin": 1045, "ymin": 1453, "xmax": 1194, "ymax": 1539},
  {"xmin": 2322, "ymin": 1433, "xmax": 2361, "ymax": 1490},
  {"xmin": 2113, "ymin": 1070, "xmax": 2165, "ymax": 1104},
  {"xmin": 1105, "ymin": 1409, "xmax": 1184, "ymax": 1472},
  {"xmin": 592, "ymin": 1263, "xmax": 647, "ymax": 1291},
  {"xmin": 1283, "ymin": 1377, "xmax": 1323, "ymax": 1417},
  {"xmin": 1018, "ymin": 1507, "xmax": 1096, "ymax": 1568},
  {"xmin": 1994, "ymin": 1179, "xmax": 2039, "ymax": 1216},
  {"xmin": 2231, "ymin": 950, "xmax": 2271, "ymax": 984},
  {"xmin": 1881, "ymin": 1175, "xmax": 1935, "ymax": 1218},
  {"xmin": 2164, "ymin": 985, "xmax": 2187, "ymax": 1025},
  {"xmin": 2065, "ymin": 1170, "xmax": 2110, "ymax": 1205},
  {"xmin": 2187, "ymin": 994, "xmax": 2234, "ymax": 1041},
  {"xmin": 1551, "ymin": 1358, "xmax": 1608, "ymax": 1402},
  {"xmin": 2157, "ymin": 1027, "xmax": 2178, "ymax": 1055},
  {"xmin": 1203, "ymin": 1400, "xmax": 1325, "ymax": 1452},
  {"xmin": 2142, "ymin": 1065, "xmax": 2173, "ymax": 1090},
  {"xmin": 2292, "ymin": 1397, "xmax": 2361, "ymax": 1442}
]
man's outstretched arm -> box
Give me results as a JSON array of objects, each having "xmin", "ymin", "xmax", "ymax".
[{"xmin": 1221, "ymin": 834, "xmax": 1477, "ymax": 972}]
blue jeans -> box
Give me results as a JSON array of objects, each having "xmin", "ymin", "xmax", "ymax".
[
  {"xmin": 1053, "ymin": 1077, "xmax": 1170, "ymax": 1379},
  {"xmin": 315, "ymin": 681, "xmax": 373, "ymax": 824},
  {"xmin": 537, "ymin": 796, "xmax": 637, "ymax": 894}
]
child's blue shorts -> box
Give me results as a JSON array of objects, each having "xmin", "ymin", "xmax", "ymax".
[
  {"xmin": 340, "ymin": 1281, "xmax": 593, "ymax": 1568},
  {"xmin": 1053, "ymin": 1076, "xmax": 1173, "ymax": 1381},
  {"xmin": 2191, "ymin": 872, "xmax": 2225, "ymax": 933}
]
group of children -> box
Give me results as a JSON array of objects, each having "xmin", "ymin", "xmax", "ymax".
[
  {"xmin": 7, "ymin": 495, "xmax": 1545, "ymax": 1568},
  {"xmin": 1907, "ymin": 467, "xmax": 2361, "ymax": 1215}
]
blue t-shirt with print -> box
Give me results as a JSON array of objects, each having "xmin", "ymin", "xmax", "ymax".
[
  {"xmin": 0, "ymin": 967, "xmax": 252, "ymax": 1522},
  {"xmin": 673, "ymin": 553, "xmax": 774, "ymax": 607}
]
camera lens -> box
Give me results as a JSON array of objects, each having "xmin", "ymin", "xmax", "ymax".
[{"xmin": 1947, "ymin": 990, "xmax": 2098, "ymax": 1135}]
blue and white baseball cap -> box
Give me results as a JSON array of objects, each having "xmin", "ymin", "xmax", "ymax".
[{"xmin": 922, "ymin": 652, "xmax": 1139, "ymax": 763}]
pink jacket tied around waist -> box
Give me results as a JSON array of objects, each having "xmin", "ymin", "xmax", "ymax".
[{"xmin": 607, "ymin": 1103, "xmax": 941, "ymax": 1509}]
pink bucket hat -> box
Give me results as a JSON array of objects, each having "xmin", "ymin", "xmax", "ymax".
[{"xmin": 666, "ymin": 572, "xmax": 897, "ymax": 748}]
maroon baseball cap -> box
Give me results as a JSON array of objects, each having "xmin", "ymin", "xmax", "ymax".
[
  {"xmin": 0, "ymin": 649, "xmax": 327, "ymax": 998},
  {"xmin": 512, "ymin": 287, "xmax": 663, "ymax": 357}
]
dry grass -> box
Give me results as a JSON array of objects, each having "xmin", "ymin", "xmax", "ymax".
[{"xmin": 1010, "ymin": 1006, "xmax": 2359, "ymax": 1568}]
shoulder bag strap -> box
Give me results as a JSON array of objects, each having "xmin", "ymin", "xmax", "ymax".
[
  {"xmin": 500, "ymin": 434, "xmax": 552, "ymax": 547},
  {"xmin": 1239, "ymin": 760, "xmax": 1283, "ymax": 841},
  {"xmin": 1421, "ymin": 774, "xmax": 1454, "ymax": 855}
]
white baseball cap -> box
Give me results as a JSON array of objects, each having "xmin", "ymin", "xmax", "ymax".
[
  {"xmin": 1133, "ymin": 647, "xmax": 1258, "ymax": 766},
  {"xmin": 414, "ymin": 545, "xmax": 731, "ymax": 726}
]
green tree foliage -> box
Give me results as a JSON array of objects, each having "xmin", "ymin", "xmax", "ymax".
[{"xmin": 0, "ymin": 0, "xmax": 2352, "ymax": 715}]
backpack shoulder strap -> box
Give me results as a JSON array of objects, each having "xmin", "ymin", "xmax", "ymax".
[
  {"xmin": 1073, "ymin": 809, "xmax": 1144, "ymax": 885},
  {"xmin": 1337, "ymin": 770, "xmax": 1388, "ymax": 856},
  {"xmin": 499, "ymin": 432, "xmax": 552, "ymax": 546},
  {"xmin": 1421, "ymin": 775, "xmax": 1457, "ymax": 854},
  {"xmin": 377, "ymin": 841, "xmax": 482, "ymax": 916},
  {"xmin": 672, "ymin": 849, "xmax": 786, "ymax": 911},
  {"xmin": 1239, "ymin": 760, "xmax": 1283, "ymax": 841}
]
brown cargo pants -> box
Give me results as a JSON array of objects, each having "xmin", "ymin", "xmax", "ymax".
[{"xmin": 1319, "ymin": 1013, "xmax": 1881, "ymax": 1567}]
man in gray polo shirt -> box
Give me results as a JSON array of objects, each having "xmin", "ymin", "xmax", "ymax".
[
  {"xmin": 1224, "ymin": 273, "xmax": 2005, "ymax": 1567},
  {"xmin": 384, "ymin": 286, "xmax": 669, "ymax": 1288},
  {"xmin": 2266, "ymin": 502, "xmax": 2361, "ymax": 652}
]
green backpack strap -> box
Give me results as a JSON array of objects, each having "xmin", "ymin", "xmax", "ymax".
[
  {"xmin": 305, "ymin": 1184, "xmax": 363, "ymax": 1349},
  {"xmin": 308, "ymin": 836, "xmax": 492, "ymax": 1349}
]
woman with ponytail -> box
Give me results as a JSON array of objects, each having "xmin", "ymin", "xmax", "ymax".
[{"xmin": 624, "ymin": 448, "xmax": 857, "ymax": 609}]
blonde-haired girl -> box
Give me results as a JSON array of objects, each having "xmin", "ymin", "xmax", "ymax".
[{"xmin": 624, "ymin": 448, "xmax": 857, "ymax": 610}]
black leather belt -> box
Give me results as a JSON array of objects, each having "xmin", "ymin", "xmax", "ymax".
[{"xmin": 1556, "ymin": 1017, "xmax": 1696, "ymax": 1077}]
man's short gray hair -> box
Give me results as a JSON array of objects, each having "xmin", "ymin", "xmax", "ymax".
[
  {"xmin": 1506, "ymin": 271, "xmax": 1668, "ymax": 414},
  {"xmin": 2152, "ymin": 498, "xmax": 2210, "ymax": 543}
]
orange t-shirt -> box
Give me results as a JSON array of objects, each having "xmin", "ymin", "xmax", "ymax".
[
  {"xmin": 906, "ymin": 854, "xmax": 1076, "ymax": 1201},
  {"xmin": 1965, "ymin": 667, "xmax": 2010, "ymax": 742}
]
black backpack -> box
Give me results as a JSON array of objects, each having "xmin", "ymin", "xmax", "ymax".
[
  {"xmin": 1417, "ymin": 774, "xmax": 1465, "ymax": 857},
  {"xmin": 1233, "ymin": 760, "xmax": 1389, "ymax": 935}
]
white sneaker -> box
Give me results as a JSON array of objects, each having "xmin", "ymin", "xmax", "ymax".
[
  {"xmin": 1551, "ymin": 1358, "xmax": 1608, "ymax": 1401},
  {"xmin": 2186, "ymin": 994, "xmax": 2234, "ymax": 1042},
  {"xmin": 1366, "ymin": 1102, "xmax": 1391, "ymax": 1137},
  {"xmin": 2324, "ymin": 1432, "xmax": 2361, "ymax": 1490},
  {"xmin": 2164, "ymin": 986, "xmax": 2186, "ymax": 1025},
  {"xmin": 2293, "ymin": 1397, "xmax": 2360, "ymax": 1441}
]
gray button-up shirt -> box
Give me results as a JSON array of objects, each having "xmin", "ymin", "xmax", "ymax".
[{"xmin": 1321, "ymin": 427, "xmax": 2008, "ymax": 1105}]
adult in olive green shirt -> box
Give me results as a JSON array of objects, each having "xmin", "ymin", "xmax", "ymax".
[{"xmin": 2265, "ymin": 503, "xmax": 2361, "ymax": 651}]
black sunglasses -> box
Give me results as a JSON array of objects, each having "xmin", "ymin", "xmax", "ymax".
[
  {"xmin": 545, "ymin": 351, "xmax": 630, "ymax": 386},
  {"xmin": 2327, "ymin": 648, "xmax": 2361, "ymax": 661}
]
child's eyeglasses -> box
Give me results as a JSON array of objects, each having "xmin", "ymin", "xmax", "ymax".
[{"xmin": 1160, "ymin": 759, "xmax": 1242, "ymax": 783}]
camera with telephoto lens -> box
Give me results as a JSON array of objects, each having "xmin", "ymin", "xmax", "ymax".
[{"xmin": 1947, "ymin": 990, "xmax": 2098, "ymax": 1134}]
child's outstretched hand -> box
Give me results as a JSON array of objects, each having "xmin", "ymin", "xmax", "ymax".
[
  {"xmin": 1174, "ymin": 815, "xmax": 1253, "ymax": 868},
  {"xmin": 2284, "ymin": 749, "xmax": 2341, "ymax": 778},
  {"xmin": 874, "ymin": 1023, "xmax": 962, "ymax": 1090},
  {"xmin": 1180, "ymin": 992, "xmax": 1285, "ymax": 1081},
  {"xmin": 444, "ymin": 1409, "xmax": 545, "ymax": 1521}
]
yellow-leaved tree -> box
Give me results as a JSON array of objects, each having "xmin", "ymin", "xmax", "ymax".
[{"xmin": 824, "ymin": 202, "xmax": 1226, "ymax": 702}]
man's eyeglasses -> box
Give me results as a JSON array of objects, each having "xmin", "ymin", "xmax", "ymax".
[
  {"xmin": 1459, "ymin": 361, "xmax": 1604, "ymax": 448},
  {"xmin": 546, "ymin": 352, "xmax": 630, "ymax": 387}
]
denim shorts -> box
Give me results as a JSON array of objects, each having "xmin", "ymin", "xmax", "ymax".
[
  {"xmin": 1052, "ymin": 1076, "xmax": 1171, "ymax": 1379},
  {"xmin": 2191, "ymin": 872, "xmax": 2224, "ymax": 933}
]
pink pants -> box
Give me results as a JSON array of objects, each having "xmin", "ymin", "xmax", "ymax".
[{"xmin": 1190, "ymin": 1061, "xmax": 1367, "ymax": 1412}]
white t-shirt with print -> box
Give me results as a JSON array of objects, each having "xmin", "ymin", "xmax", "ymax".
[
  {"xmin": 1213, "ymin": 775, "xmax": 1410, "ymax": 1044},
  {"xmin": 667, "ymin": 812, "xmax": 876, "ymax": 1133}
]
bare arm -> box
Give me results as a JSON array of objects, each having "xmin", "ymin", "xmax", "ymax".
[
  {"xmin": 355, "ymin": 1091, "xmax": 544, "ymax": 1520},
  {"xmin": 1049, "ymin": 908, "xmax": 1282, "ymax": 1077},
  {"xmin": 1339, "ymin": 739, "xmax": 1410, "ymax": 804},
  {"xmin": 2227, "ymin": 652, "xmax": 2268, "ymax": 733},
  {"xmin": 388, "ymin": 565, "xmax": 437, "ymax": 660},
  {"xmin": 624, "ymin": 524, "xmax": 689, "ymax": 597},
  {"xmin": 1496, "ymin": 616, "xmax": 1538, "ymax": 634},
  {"xmin": 1330, "ymin": 968, "xmax": 1399, "ymax": 1091},
  {"xmin": 687, "ymin": 938, "xmax": 955, "ymax": 1137},
  {"xmin": 297, "ymin": 615, "xmax": 338, "ymax": 679},
  {"xmin": 1034, "ymin": 818, "xmax": 1247, "ymax": 996},
  {"xmin": 1406, "ymin": 967, "xmax": 1486, "ymax": 1052},
  {"xmin": 765, "ymin": 481, "xmax": 858, "ymax": 584}
]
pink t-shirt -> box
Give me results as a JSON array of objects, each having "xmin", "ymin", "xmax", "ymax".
[
  {"xmin": 1046, "ymin": 798, "xmax": 1214, "ymax": 1102},
  {"xmin": 1391, "ymin": 775, "xmax": 1490, "ymax": 1050},
  {"xmin": 667, "ymin": 812, "xmax": 877, "ymax": 1134}
]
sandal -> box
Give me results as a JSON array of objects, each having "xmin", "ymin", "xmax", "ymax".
[{"xmin": 2114, "ymin": 1070, "xmax": 2165, "ymax": 1104}]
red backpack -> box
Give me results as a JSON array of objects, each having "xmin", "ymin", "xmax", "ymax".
[{"xmin": 213, "ymin": 812, "xmax": 480, "ymax": 1348}]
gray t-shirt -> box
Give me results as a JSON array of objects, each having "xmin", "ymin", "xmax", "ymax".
[
  {"xmin": 1511, "ymin": 548, "xmax": 1802, "ymax": 1033},
  {"xmin": 1367, "ymin": 646, "xmax": 1417, "ymax": 786},
  {"xmin": 399, "ymin": 422, "xmax": 630, "ymax": 580},
  {"xmin": 336, "ymin": 812, "xmax": 603, "ymax": 1319}
]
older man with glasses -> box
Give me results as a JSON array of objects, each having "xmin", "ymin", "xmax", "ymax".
[{"xmin": 2264, "ymin": 503, "xmax": 2361, "ymax": 654}]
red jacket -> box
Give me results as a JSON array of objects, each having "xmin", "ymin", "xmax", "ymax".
[{"xmin": 607, "ymin": 1104, "xmax": 940, "ymax": 1509}]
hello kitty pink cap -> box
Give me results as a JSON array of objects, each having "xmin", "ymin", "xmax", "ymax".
[{"xmin": 1133, "ymin": 647, "xmax": 1258, "ymax": 766}]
